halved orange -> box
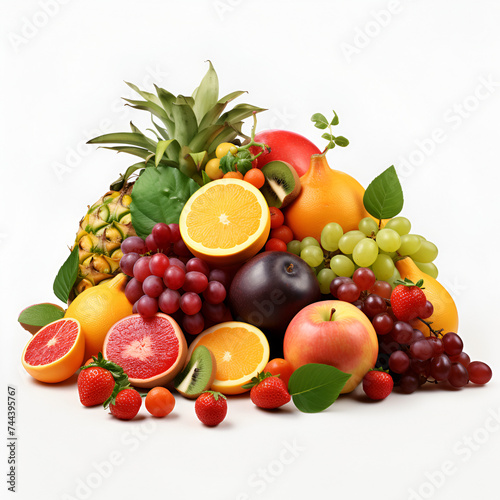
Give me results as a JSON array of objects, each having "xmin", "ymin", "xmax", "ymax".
[
  {"xmin": 179, "ymin": 179, "xmax": 270, "ymax": 265},
  {"xmin": 21, "ymin": 318, "xmax": 85, "ymax": 383},
  {"xmin": 187, "ymin": 321, "xmax": 270, "ymax": 395}
]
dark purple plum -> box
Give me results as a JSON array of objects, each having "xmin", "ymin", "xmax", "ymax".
[{"xmin": 228, "ymin": 251, "xmax": 321, "ymax": 336}]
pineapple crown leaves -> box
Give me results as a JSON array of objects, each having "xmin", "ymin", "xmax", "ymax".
[
  {"xmin": 87, "ymin": 61, "xmax": 266, "ymax": 188},
  {"xmin": 80, "ymin": 352, "xmax": 132, "ymax": 408},
  {"xmin": 201, "ymin": 390, "xmax": 227, "ymax": 402},
  {"xmin": 394, "ymin": 277, "xmax": 425, "ymax": 289},
  {"xmin": 241, "ymin": 371, "xmax": 279, "ymax": 390}
]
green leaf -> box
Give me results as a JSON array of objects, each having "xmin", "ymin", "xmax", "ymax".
[
  {"xmin": 363, "ymin": 165, "xmax": 404, "ymax": 220},
  {"xmin": 219, "ymin": 153, "xmax": 237, "ymax": 174},
  {"xmin": 18, "ymin": 303, "xmax": 65, "ymax": 327},
  {"xmin": 130, "ymin": 166, "xmax": 200, "ymax": 238},
  {"xmin": 321, "ymin": 133, "xmax": 334, "ymax": 141},
  {"xmin": 155, "ymin": 139, "xmax": 175, "ymax": 167},
  {"xmin": 311, "ymin": 113, "xmax": 329, "ymax": 129},
  {"xmin": 171, "ymin": 103, "xmax": 198, "ymax": 145},
  {"xmin": 331, "ymin": 110, "xmax": 339, "ymax": 126},
  {"xmin": 189, "ymin": 151, "xmax": 208, "ymax": 171},
  {"xmin": 125, "ymin": 81, "xmax": 162, "ymax": 107},
  {"xmin": 235, "ymin": 158, "xmax": 252, "ymax": 175},
  {"xmin": 288, "ymin": 363, "xmax": 351, "ymax": 413},
  {"xmin": 53, "ymin": 246, "xmax": 80, "ymax": 303},
  {"xmin": 193, "ymin": 61, "xmax": 219, "ymax": 124},
  {"xmin": 334, "ymin": 136, "xmax": 349, "ymax": 147},
  {"xmin": 216, "ymin": 104, "xmax": 266, "ymax": 126},
  {"xmin": 201, "ymin": 170, "xmax": 211, "ymax": 186},
  {"xmin": 88, "ymin": 132, "xmax": 156, "ymax": 153}
]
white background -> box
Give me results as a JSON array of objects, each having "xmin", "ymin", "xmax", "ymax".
[{"xmin": 2, "ymin": 1, "xmax": 500, "ymax": 499}]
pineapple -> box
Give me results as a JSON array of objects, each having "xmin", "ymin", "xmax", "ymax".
[
  {"xmin": 70, "ymin": 62, "xmax": 264, "ymax": 298},
  {"xmin": 71, "ymin": 184, "xmax": 135, "ymax": 298}
]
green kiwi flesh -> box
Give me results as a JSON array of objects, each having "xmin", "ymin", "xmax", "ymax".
[
  {"xmin": 173, "ymin": 346, "xmax": 217, "ymax": 399},
  {"xmin": 260, "ymin": 161, "xmax": 301, "ymax": 208}
]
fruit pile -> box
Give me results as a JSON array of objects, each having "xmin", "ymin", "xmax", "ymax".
[{"xmin": 18, "ymin": 63, "xmax": 492, "ymax": 425}]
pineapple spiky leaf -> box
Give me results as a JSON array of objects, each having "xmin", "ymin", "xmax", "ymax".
[{"xmin": 192, "ymin": 60, "xmax": 219, "ymax": 124}]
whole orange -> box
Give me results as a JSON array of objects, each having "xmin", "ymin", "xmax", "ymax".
[{"xmin": 285, "ymin": 154, "xmax": 368, "ymax": 241}]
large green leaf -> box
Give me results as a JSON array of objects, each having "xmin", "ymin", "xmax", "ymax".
[
  {"xmin": 130, "ymin": 166, "xmax": 199, "ymax": 238},
  {"xmin": 53, "ymin": 246, "xmax": 80, "ymax": 304},
  {"xmin": 363, "ymin": 165, "xmax": 404, "ymax": 220},
  {"xmin": 123, "ymin": 98, "xmax": 169, "ymax": 122},
  {"xmin": 18, "ymin": 303, "xmax": 65, "ymax": 328},
  {"xmin": 192, "ymin": 61, "xmax": 219, "ymax": 124},
  {"xmin": 288, "ymin": 363, "xmax": 351, "ymax": 413},
  {"xmin": 189, "ymin": 124, "xmax": 225, "ymax": 152}
]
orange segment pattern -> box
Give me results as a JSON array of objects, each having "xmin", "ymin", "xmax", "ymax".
[
  {"xmin": 196, "ymin": 327, "xmax": 266, "ymax": 381},
  {"xmin": 186, "ymin": 184, "xmax": 261, "ymax": 249}
]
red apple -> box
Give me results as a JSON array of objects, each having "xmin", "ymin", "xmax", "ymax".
[
  {"xmin": 283, "ymin": 300, "xmax": 378, "ymax": 393},
  {"xmin": 250, "ymin": 130, "xmax": 321, "ymax": 177}
]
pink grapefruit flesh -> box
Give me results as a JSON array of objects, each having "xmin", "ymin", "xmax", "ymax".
[
  {"xmin": 22, "ymin": 318, "xmax": 85, "ymax": 383},
  {"xmin": 103, "ymin": 313, "xmax": 187, "ymax": 388}
]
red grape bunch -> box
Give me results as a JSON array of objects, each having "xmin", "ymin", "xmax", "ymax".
[
  {"xmin": 120, "ymin": 223, "xmax": 232, "ymax": 336},
  {"xmin": 329, "ymin": 267, "xmax": 492, "ymax": 394}
]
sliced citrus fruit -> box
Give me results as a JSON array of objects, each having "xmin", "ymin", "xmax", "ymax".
[
  {"xmin": 187, "ymin": 321, "xmax": 270, "ymax": 395},
  {"xmin": 21, "ymin": 318, "xmax": 85, "ymax": 383},
  {"xmin": 103, "ymin": 313, "xmax": 187, "ymax": 388},
  {"xmin": 179, "ymin": 179, "xmax": 271, "ymax": 265}
]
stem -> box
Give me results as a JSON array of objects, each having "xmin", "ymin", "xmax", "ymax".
[
  {"xmin": 329, "ymin": 308, "xmax": 336, "ymax": 321},
  {"xmin": 417, "ymin": 317, "xmax": 443, "ymax": 337},
  {"xmin": 236, "ymin": 113, "xmax": 270, "ymax": 158}
]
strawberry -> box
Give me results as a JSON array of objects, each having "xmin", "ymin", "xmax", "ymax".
[
  {"xmin": 243, "ymin": 372, "xmax": 291, "ymax": 409},
  {"xmin": 390, "ymin": 278, "xmax": 427, "ymax": 322},
  {"xmin": 109, "ymin": 389, "xmax": 142, "ymax": 420},
  {"xmin": 195, "ymin": 391, "xmax": 227, "ymax": 426},
  {"xmin": 362, "ymin": 369, "xmax": 394, "ymax": 400},
  {"xmin": 79, "ymin": 352, "xmax": 133, "ymax": 413},
  {"xmin": 77, "ymin": 367, "xmax": 115, "ymax": 407}
]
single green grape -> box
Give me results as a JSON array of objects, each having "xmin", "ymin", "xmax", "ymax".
[
  {"xmin": 330, "ymin": 255, "xmax": 355, "ymax": 277},
  {"xmin": 358, "ymin": 217, "xmax": 379, "ymax": 237},
  {"xmin": 321, "ymin": 222, "xmax": 343, "ymax": 252},
  {"xmin": 371, "ymin": 253, "xmax": 395, "ymax": 281},
  {"xmin": 411, "ymin": 240, "xmax": 438, "ymax": 263},
  {"xmin": 386, "ymin": 266, "xmax": 402, "ymax": 288},
  {"xmin": 317, "ymin": 268, "xmax": 336, "ymax": 294},
  {"xmin": 398, "ymin": 234, "xmax": 422, "ymax": 256},
  {"xmin": 385, "ymin": 216, "xmax": 411, "ymax": 235},
  {"xmin": 301, "ymin": 245, "xmax": 324, "ymax": 267},
  {"xmin": 376, "ymin": 228, "xmax": 401, "ymax": 253},
  {"xmin": 300, "ymin": 236, "xmax": 321, "ymax": 252},
  {"xmin": 352, "ymin": 238, "xmax": 378, "ymax": 267},
  {"xmin": 338, "ymin": 230, "xmax": 366, "ymax": 255},
  {"xmin": 287, "ymin": 240, "xmax": 301, "ymax": 255},
  {"xmin": 414, "ymin": 261, "xmax": 439, "ymax": 278}
]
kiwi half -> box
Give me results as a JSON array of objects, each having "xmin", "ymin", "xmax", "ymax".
[
  {"xmin": 173, "ymin": 346, "xmax": 217, "ymax": 399},
  {"xmin": 260, "ymin": 160, "xmax": 301, "ymax": 208}
]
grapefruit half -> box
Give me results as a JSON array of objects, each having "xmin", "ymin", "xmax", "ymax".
[
  {"xmin": 103, "ymin": 313, "xmax": 187, "ymax": 388},
  {"xmin": 21, "ymin": 318, "xmax": 85, "ymax": 383}
]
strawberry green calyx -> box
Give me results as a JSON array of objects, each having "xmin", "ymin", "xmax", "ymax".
[
  {"xmin": 370, "ymin": 367, "xmax": 390, "ymax": 374},
  {"xmin": 241, "ymin": 371, "xmax": 278, "ymax": 390},
  {"xmin": 201, "ymin": 390, "xmax": 226, "ymax": 402},
  {"xmin": 394, "ymin": 277, "xmax": 425, "ymax": 289}
]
